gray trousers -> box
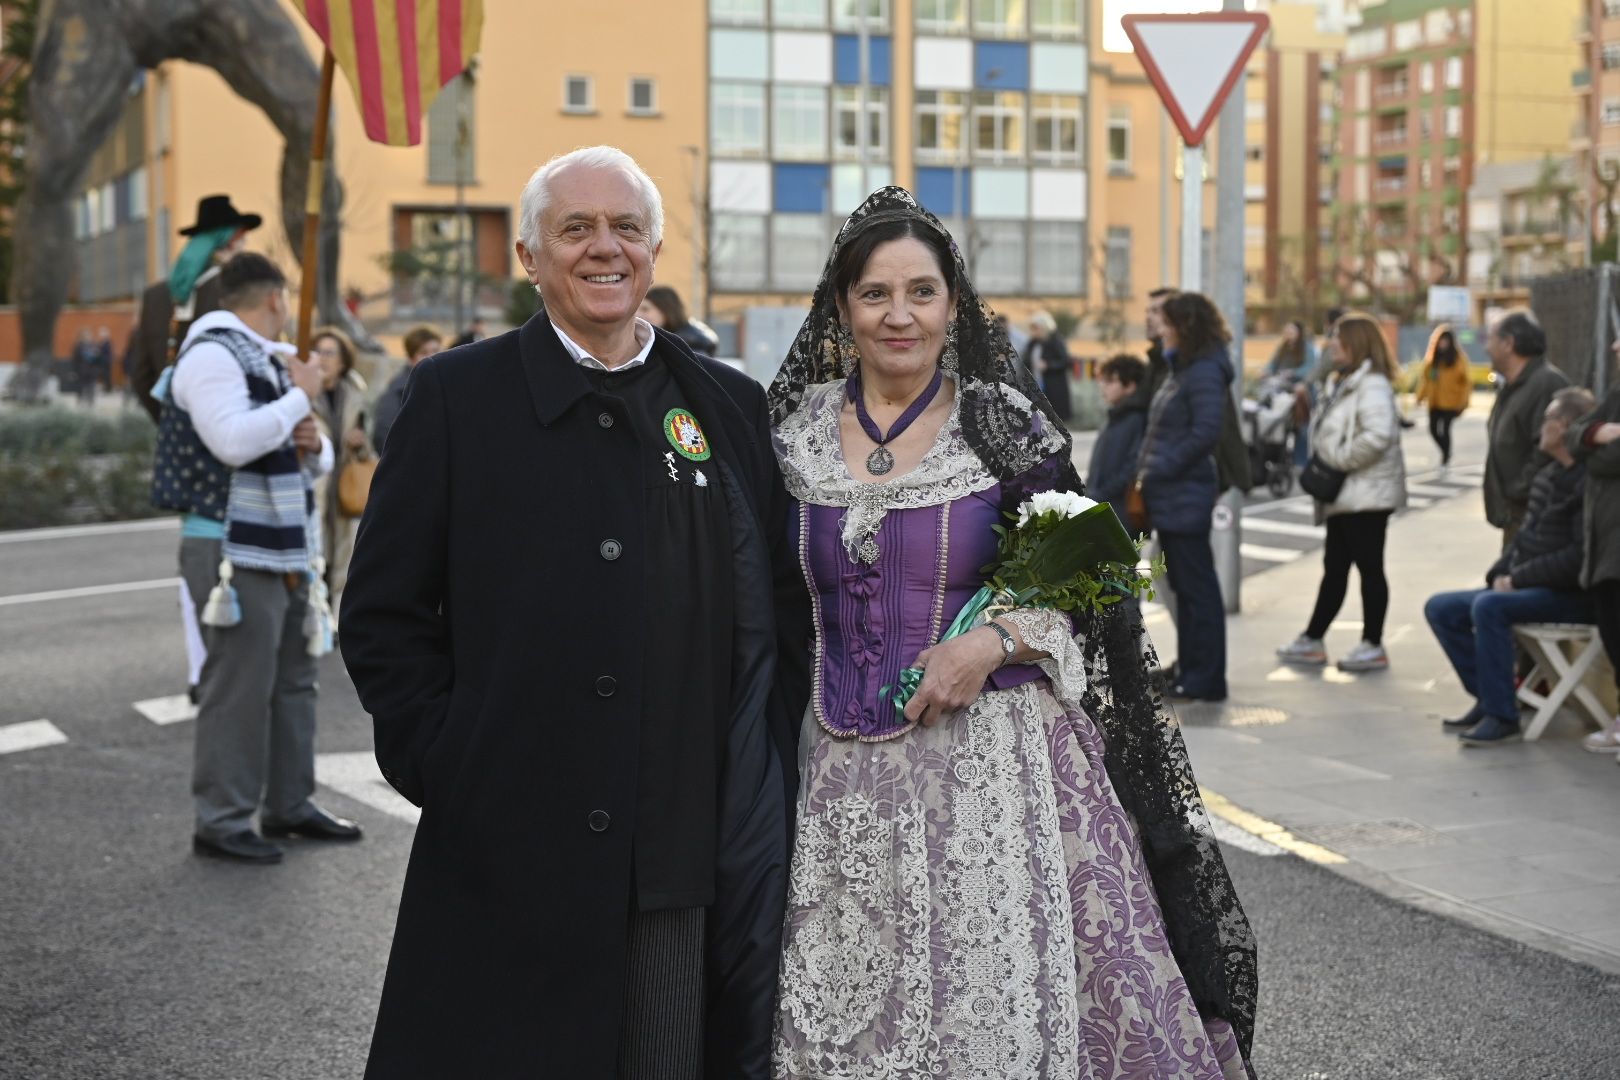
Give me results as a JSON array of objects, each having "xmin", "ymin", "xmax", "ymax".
[{"xmin": 179, "ymin": 537, "xmax": 318, "ymax": 839}]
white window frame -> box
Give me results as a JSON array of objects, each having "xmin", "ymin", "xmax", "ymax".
[
  {"xmin": 1100, "ymin": 225, "xmax": 1130, "ymax": 299},
  {"xmin": 832, "ymin": 0, "xmax": 888, "ymax": 31},
  {"xmin": 1030, "ymin": 93, "xmax": 1082, "ymax": 166},
  {"xmin": 711, "ymin": 214, "xmax": 768, "ymax": 291},
  {"xmin": 1606, "ymin": 0, "xmax": 1620, "ymax": 18},
  {"xmin": 772, "ymin": 0, "xmax": 825, "ymax": 27},
  {"xmin": 1604, "ymin": 43, "xmax": 1620, "ymax": 71},
  {"xmin": 1032, "ymin": 220, "xmax": 1085, "ymax": 295},
  {"xmin": 975, "ymin": 219, "xmax": 1028, "ymax": 294},
  {"xmin": 710, "ymin": 0, "xmax": 767, "ymax": 25},
  {"xmin": 1107, "ymin": 113, "xmax": 1131, "ymax": 174},
  {"xmin": 1419, "ymin": 61, "xmax": 1435, "ymax": 93},
  {"xmin": 834, "ymin": 86, "xmax": 890, "ymax": 161},
  {"xmin": 914, "ymin": 89, "xmax": 968, "ymax": 163},
  {"xmin": 1444, "ymin": 56, "xmax": 1464, "ymax": 87},
  {"xmin": 971, "ymin": 0, "xmax": 1023, "ymax": 38},
  {"xmin": 971, "ymin": 89, "xmax": 1025, "ymax": 164},
  {"xmin": 563, "ymin": 74, "xmax": 594, "ymax": 114},
  {"xmin": 772, "ymin": 84, "xmax": 829, "ymax": 160},
  {"xmin": 627, "ymin": 77, "xmax": 658, "ymax": 116},
  {"xmin": 770, "ymin": 213, "xmax": 831, "ymax": 291},
  {"xmin": 127, "ymin": 166, "xmax": 148, "ymax": 223},
  {"xmin": 915, "ymin": 0, "xmax": 966, "ymax": 34},
  {"xmin": 1444, "ymin": 104, "xmax": 1462, "ymax": 138},
  {"xmin": 712, "ymin": 81, "xmax": 768, "ymax": 156},
  {"xmin": 1030, "ymin": 0, "xmax": 1080, "ymax": 39},
  {"xmin": 1603, "ymin": 98, "xmax": 1620, "ymax": 126}
]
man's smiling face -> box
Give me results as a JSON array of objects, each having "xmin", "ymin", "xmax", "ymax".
[{"xmin": 520, "ymin": 163, "xmax": 660, "ymax": 335}]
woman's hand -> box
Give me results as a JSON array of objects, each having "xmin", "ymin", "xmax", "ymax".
[{"xmin": 903, "ymin": 627, "xmax": 1005, "ymax": 728}]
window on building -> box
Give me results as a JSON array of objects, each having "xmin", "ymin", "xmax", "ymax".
[
  {"xmin": 834, "ymin": 86, "xmax": 889, "ymax": 160},
  {"xmin": 1245, "ymin": 145, "xmax": 1263, "ymax": 162},
  {"xmin": 1419, "ymin": 111, "xmax": 1433, "ymax": 140},
  {"xmin": 711, "ymin": 0, "xmax": 766, "ymax": 23},
  {"xmin": 832, "ymin": 0, "xmax": 888, "ymax": 30},
  {"xmin": 771, "ymin": 214, "xmax": 829, "ymax": 290},
  {"xmin": 915, "ymin": 90, "xmax": 968, "ymax": 162},
  {"xmin": 1030, "ymin": 93, "xmax": 1082, "ymax": 166},
  {"xmin": 1419, "ymin": 160, "xmax": 1433, "ymax": 186},
  {"xmin": 563, "ymin": 74, "xmax": 593, "ymax": 113},
  {"xmin": 712, "ymin": 82, "xmax": 768, "ymax": 155},
  {"xmin": 1030, "ymin": 0, "xmax": 1080, "ymax": 38},
  {"xmin": 1604, "ymin": 43, "xmax": 1620, "ymax": 70},
  {"xmin": 1444, "ymin": 56, "xmax": 1463, "ymax": 87},
  {"xmin": 127, "ymin": 166, "xmax": 147, "ymax": 222},
  {"xmin": 1244, "ymin": 99, "xmax": 1265, "ymax": 123},
  {"xmin": 1102, "ymin": 226, "xmax": 1131, "ymax": 299},
  {"xmin": 1444, "ymin": 105, "xmax": 1462, "ymax": 137},
  {"xmin": 773, "ymin": 85, "xmax": 829, "ymax": 159},
  {"xmin": 628, "ymin": 77, "xmax": 658, "ymax": 115},
  {"xmin": 975, "ymin": 220, "xmax": 1027, "ymax": 293},
  {"xmin": 1107, "ymin": 107, "xmax": 1131, "ymax": 173},
  {"xmin": 971, "ymin": 0, "xmax": 1023, "ymax": 38},
  {"xmin": 1392, "ymin": 19, "xmax": 1423, "ymax": 50},
  {"xmin": 99, "ymin": 181, "xmax": 116, "ymax": 233},
  {"xmin": 773, "ymin": 0, "xmax": 825, "ymax": 25},
  {"xmin": 972, "ymin": 90, "xmax": 1025, "ymax": 162},
  {"xmin": 428, "ymin": 74, "xmax": 476, "ymax": 183},
  {"xmin": 1606, "ymin": 0, "xmax": 1620, "ymax": 17},
  {"xmin": 1419, "ymin": 61, "xmax": 1435, "ymax": 93},
  {"xmin": 1031, "ymin": 221, "xmax": 1085, "ymax": 295},
  {"xmin": 1604, "ymin": 98, "xmax": 1620, "ymax": 126},
  {"xmin": 915, "ymin": 0, "xmax": 966, "ymax": 32},
  {"xmin": 711, "ymin": 214, "xmax": 768, "ymax": 290}
]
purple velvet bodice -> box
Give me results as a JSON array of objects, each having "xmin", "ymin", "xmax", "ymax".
[{"xmin": 797, "ymin": 486, "xmax": 1046, "ymax": 740}]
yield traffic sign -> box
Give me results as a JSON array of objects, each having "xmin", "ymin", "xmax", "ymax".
[{"xmin": 1122, "ymin": 12, "xmax": 1270, "ymax": 148}]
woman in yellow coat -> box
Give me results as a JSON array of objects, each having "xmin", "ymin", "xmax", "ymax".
[{"xmin": 1415, "ymin": 323, "xmax": 1473, "ymax": 467}]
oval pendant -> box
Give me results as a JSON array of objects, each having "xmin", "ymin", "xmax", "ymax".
[{"xmin": 866, "ymin": 445, "xmax": 895, "ymax": 475}]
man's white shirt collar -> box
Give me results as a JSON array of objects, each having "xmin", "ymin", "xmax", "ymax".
[{"xmin": 551, "ymin": 318, "xmax": 655, "ymax": 372}]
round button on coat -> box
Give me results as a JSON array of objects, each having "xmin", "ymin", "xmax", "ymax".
[
  {"xmin": 595, "ymin": 675, "xmax": 617, "ymax": 697},
  {"xmin": 599, "ymin": 539, "xmax": 622, "ymax": 561},
  {"xmin": 597, "ymin": 412, "xmax": 615, "ymax": 429},
  {"xmin": 588, "ymin": 810, "xmax": 611, "ymax": 833}
]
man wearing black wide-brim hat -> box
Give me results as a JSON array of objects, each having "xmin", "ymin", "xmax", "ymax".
[{"xmin": 128, "ymin": 194, "xmax": 263, "ymax": 423}]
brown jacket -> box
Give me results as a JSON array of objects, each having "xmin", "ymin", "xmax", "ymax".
[{"xmin": 128, "ymin": 271, "xmax": 224, "ymax": 422}]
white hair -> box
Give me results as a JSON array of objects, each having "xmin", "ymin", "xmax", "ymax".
[
  {"xmin": 518, "ymin": 145, "xmax": 664, "ymax": 252},
  {"xmin": 1030, "ymin": 310, "xmax": 1056, "ymax": 334}
]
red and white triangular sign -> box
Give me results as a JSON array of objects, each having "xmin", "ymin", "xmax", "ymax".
[{"xmin": 1122, "ymin": 13, "xmax": 1269, "ymax": 148}]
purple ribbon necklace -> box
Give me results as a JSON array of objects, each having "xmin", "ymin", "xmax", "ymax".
[{"xmin": 847, "ymin": 366, "xmax": 946, "ymax": 476}]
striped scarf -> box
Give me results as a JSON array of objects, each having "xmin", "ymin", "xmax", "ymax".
[{"xmin": 203, "ymin": 328, "xmax": 320, "ymax": 573}]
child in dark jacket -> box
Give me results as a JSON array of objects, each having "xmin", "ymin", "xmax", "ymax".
[{"xmin": 1087, "ymin": 354, "xmax": 1150, "ymax": 527}]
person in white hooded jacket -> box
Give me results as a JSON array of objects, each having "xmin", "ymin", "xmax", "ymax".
[{"xmin": 1277, "ymin": 313, "xmax": 1409, "ymax": 672}]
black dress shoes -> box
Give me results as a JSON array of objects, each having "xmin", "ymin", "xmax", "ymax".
[
  {"xmin": 262, "ymin": 806, "xmax": 363, "ymax": 842},
  {"xmin": 193, "ymin": 830, "xmax": 284, "ymax": 864}
]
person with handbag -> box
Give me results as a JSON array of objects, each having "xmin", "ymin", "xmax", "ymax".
[
  {"xmin": 309, "ymin": 326, "xmax": 372, "ymax": 624},
  {"xmin": 1278, "ymin": 313, "xmax": 1408, "ymax": 672}
]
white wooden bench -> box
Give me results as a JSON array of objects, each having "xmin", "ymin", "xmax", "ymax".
[{"xmin": 1514, "ymin": 623, "xmax": 1611, "ymax": 741}]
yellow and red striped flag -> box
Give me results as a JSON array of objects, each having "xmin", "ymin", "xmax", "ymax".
[{"xmin": 291, "ymin": 0, "xmax": 485, "ymax": 147}]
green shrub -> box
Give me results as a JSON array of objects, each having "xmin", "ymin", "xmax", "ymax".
[
  {"xmin": 0, "ymin": 408, "xmax": 160, "ymax": 528},
  {"xmin": 0, "ymin": 406, "xmax": 156, "ymax": 456}
]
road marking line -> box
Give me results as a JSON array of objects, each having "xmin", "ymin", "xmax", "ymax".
[
  {"xmin": 0, "ymin": 577, "xmax": 180, "ymax": 608},
  {"xmin": 1239, "ymin": 542, "xmax": 1306, "ymax": 563},
  {"xmin": 134, "ymin": 695, "xmax": 197, "ymax": 725},
  {"xmin": 1406, "ymin": 483, "xmax": 1455, "ymax": 498},
  {"xmin": 1210, "ymin": 817, "xmax": 1285, "ymax": 856},
  {"xmin": 0, "ymin": 719, "xmax": 69, "ymax": 756},
  {"xmin": 315, "ymin": 751, "xmax": 420, "ymax": 825},
  {"xmin": 1406, "ymin": 496, "xmax": 1434, "ymax": 509},
  {"xmin": 0, "ymin": 518, "xmax": 178, "ymax": 544},
  {"xmin": 1241, "ymin": 517, "xmax": 1327, "ymax": 539},
  {"xmin": 1200, "ymin": 788, "xmax": 1347, "ymax": 865}
]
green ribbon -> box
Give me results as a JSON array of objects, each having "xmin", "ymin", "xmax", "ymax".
[{"xmin": 881, "ymin": 585, "xmax": 1034, "ymax": 721}]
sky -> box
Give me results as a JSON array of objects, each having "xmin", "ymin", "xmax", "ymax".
[{"xmin": 1102, "ymin": 0, "xmax": 1233, "ymax": 53}]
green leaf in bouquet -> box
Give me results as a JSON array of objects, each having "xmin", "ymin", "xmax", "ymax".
[{"xmin": 1019, "ymin": 502, "xmax": 1141, "ymax": 587}]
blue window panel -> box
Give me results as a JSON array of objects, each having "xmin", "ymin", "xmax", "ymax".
[
  {"xmin": 975, "ymin": 41, "xmax": 1029, "ymax": 91},
  {"xmin": 835, "ymin": 35, "xmax": 892, "ymax": 87},
  {"xmin": 775, "ymin": 163, "xmax": 831, "ymax": 213},
  {"xmin": 915, "ymin": 167, "xmax": 970, "ymax": 218}
]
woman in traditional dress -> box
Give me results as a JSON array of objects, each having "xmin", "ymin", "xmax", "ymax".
[{"xmin": 767, "ymin": 187, "xmax": 1257, "ymax": 1080}]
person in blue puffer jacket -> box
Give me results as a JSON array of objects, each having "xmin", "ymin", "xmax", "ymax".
[{"xmin": 1135, "ymin": 291, "xmax": 1233, "ymax": 702}]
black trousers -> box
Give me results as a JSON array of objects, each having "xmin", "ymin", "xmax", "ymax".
[
  {"xmin": 1429, "ymin": 408, "xmax": 1460, "ymax": 464},
  {"xmin": 617, "ymin": 906, "xmax": 704, "ymax": 1080},
  {"xmin": 1595, "ymin": 580, "xmax": 1620, "ymax": 695},
  {"xmin": 1305, "ymin": 510, "xmax": 1392, "ymax": 645},
  {"xmin": 1159, "ymin": 528, "xmax": 1228, "ymax": 698}
]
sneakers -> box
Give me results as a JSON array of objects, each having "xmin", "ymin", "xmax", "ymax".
[
  {"xmin": 1337, "ymin": 641, "xmax": 1390, "ymax": 673},
  {"xmin": 1276, "ymin": 635, "xmax": 1328, "ymax": 666},
  {"xmin": 1581, "ymin": 719, "xmax": 1620, "ymax": 754},
  {"xmin": 1458, "ymin": 714, "xmax": 1522, "ymax": 747}
]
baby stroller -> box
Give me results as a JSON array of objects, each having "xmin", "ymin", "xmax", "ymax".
[{"xmin": 1242, "ymin": 373, "xmax": 1297, "ymax": 498}]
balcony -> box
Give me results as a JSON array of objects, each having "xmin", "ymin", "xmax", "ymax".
[
  {"xmin": 1373, "ymin": 128, "xmax": 1409, "ymax": 148},
  {"xmin": 1574, "ymin": 69, "xmax": 1592, "ymax": 92},
  {"xmin": 1374, "ymin": 176, "xmax": 1408, "ymax": 197},
  {"xmin": 1373, "ymin": 79, "xmax": 1409, "ymax": 102},
  {"xmin": 1576, "ymin": 13, "xmax": 1592, "ymax": 42}
]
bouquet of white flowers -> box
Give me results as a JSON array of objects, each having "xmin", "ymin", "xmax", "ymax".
[{"xmin": 883, "ymin": 490, "xmax": 1159, "ymax": 717}]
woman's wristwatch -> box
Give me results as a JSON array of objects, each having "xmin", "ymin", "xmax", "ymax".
[{"xmin": 987, "ymin": 620, "xmax": 1018, "ymax": 667}]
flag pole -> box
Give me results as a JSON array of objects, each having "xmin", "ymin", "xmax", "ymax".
[{"xmin": 296, "ymin": 48, "xmax": 336, "ymax": 360}]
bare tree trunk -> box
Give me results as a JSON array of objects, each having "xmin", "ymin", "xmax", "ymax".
[{"xmin": 10, "ymin": 0, "xmax": 363, "ymax": 402}]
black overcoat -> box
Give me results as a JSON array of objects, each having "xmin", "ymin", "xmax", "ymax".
[{"xmin": 340, "ymin": 316, "xmax": 799, "ymax": 1078}]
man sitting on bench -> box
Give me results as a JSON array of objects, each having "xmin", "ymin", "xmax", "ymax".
[{"xmin": 1424, "ymin": 387, "xmax": 1597, "ymax": 746}]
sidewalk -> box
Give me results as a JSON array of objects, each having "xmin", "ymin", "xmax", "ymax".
[{"xmin": 1168, "ymin": 485, "xmax": 1620, "ymax": 975}]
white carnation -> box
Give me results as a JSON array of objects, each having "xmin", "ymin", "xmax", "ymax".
[{"xmin": 1016, "ymin": 490, "xmax": 1098, "ymax": 527}]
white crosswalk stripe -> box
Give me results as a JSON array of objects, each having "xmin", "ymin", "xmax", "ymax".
[
  {"xmin": 315, "ymin": 751, "xmax": 421, "ymax": 825},
  {"xmin": 1240, "ymin": 542, "xmax": 1307, "ymax": 564},
  {"xmin": 1242, "ymin": 517, "xmax": 1327, "ymax": 539},
  {"xmin": 133, "ymin": 696, "xmax": 197, "ymax": 725},
  {"xmin": 0, "ymin": 719, "xmax": 69, "ymax": 756}
]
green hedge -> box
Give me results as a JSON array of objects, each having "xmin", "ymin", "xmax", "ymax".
[{"xmin": 0, "ymin": 408, "xmax": 161, "ymax": 529}]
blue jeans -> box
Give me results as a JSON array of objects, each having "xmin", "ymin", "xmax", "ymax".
[
  {"xmin": 1423, "ymin": 587, "xmax": 1595, "ymax": 719},
  {"xmin": 1160, "ymin": 529, "xmax": 1227, "ymax": 698}
]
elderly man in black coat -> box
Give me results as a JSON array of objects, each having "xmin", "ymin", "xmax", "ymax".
[{"xmin": 340, "ymin": 146, "xmax": 793, "ymax": 1079}]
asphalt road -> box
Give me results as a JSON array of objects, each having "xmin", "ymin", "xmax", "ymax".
[{"xmin": 9, "ymin": 404, "xmax": 1615, "ymax": 1078}]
